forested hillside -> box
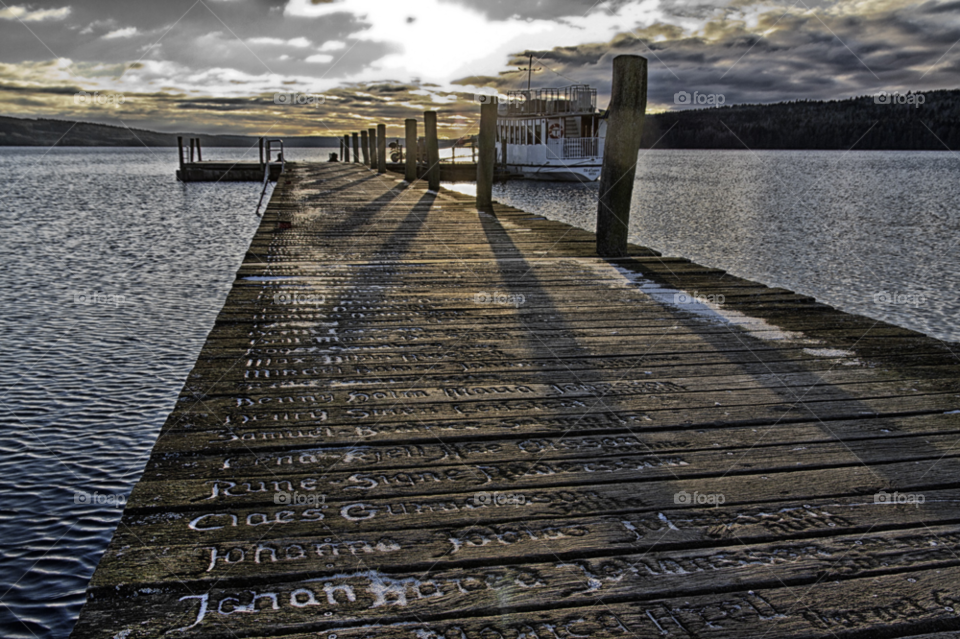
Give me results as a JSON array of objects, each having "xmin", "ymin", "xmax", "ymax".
[{"xmin": 641, "ymin": 90, "xmax": 960, "ymax": 150}]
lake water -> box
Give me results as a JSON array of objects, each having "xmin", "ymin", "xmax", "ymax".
[
  {"xmin": 464, "ymin": 149, "xmax": 960, "ymax": 344},
  {"xmin": 0, "ymin": 147, "xmax": 274, "ymax": 639},
  {"xmin": 0, "ymin": 147, "xmax": 957, "ymax": 638}
]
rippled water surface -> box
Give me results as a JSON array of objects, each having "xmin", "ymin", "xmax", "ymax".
[
  {"xmin": 484, "ymin": 150, "xmax": 960, "ymax": 343},
  {"xmin": 0, "ymin": 147, "xmax": 290, "ymax": 638}
]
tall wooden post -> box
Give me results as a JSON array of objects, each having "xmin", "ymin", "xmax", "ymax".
[
  {"xmin": 377, "ymin": 124, "xmax": 387, "ymax": 174},
  {"xmin": 477, "ymin": 102, "xmax": 497, "ymax": 214},
  {"xmin": 259, "ymin": 137, "xmax": 265, "ymax": 168},
  {"xmin": 339, "ymin": 138, "xmax": 343, "ymax": 161},
  {"xmin": 596, "ymin": 55, "xmax": 647, "ymax": 258},
  {"xmin": 360, "ymin": 130, "xmax": 369, "ymax": 165},
  {"xmin": 424, "ymin": 111, "xmax": 440, "ymax": 191},
  {"xmin": 352, "ymin": 133, "xmax": 360, "ymax": 163},
  {"xmin": 368, "ymin": 128, "xmax": 377, "ymax": 169},
  {"xmin": 177, "ymin": 136, "xmax": 185, "ymax": 171},
  {"xmin": 404, "ymin": 119, "xmax": 417, "ymax": 182},
  {"xmin": 189, "ymin": 138, "xmax": 195, "ymax": 162},
  {"xmin": 196, "ymin": 138, "xmax": 202, "ymax": 162},
  {"xmin": 342, "ymin": 134, "xmax": 350, "ymax": 162}
]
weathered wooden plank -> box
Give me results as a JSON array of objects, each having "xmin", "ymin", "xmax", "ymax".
[
  {"xmin": 91, "ymin": 492, "xmax": 960, "ymax": 587},
  {"xmin": 111, "ymin": 455, "xmax": 960, "ymax": 546},
  {"xmin": 129, "ymin": 431, "xmax": 960, "ymax": 510},
  {"xmin": 70, "ymin": 544, "xmax": 960, "ymax": 638},
  {"xmin": 141, "ymin": 412, "xmax": 960, "ymax": 482}
]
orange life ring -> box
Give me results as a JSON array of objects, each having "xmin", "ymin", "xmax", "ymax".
[{"xmin": 548, "ymin": 123, "xmax": 563, "ymax": 139}]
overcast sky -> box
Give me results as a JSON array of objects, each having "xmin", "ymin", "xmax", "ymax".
[{"xmin": 0, "ymin": 0, "xmax": 957, "ymax": 137}]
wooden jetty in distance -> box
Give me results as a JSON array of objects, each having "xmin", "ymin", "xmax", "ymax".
[
  {"xmin": 176, "ymin": 136, "xmax": 284, "ymax": 182},
  {"xmin": 71, "ymin": 56, "xmax": 960, "ymax": 638}
]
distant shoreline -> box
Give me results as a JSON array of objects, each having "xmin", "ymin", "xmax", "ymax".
[{"xmin": 4, "ymin": 87, "xmax": 959, "ymax": 151}]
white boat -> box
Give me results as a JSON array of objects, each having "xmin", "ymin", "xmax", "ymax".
[{"xmin": 496, "ymin": 85, "xmax": 605, "ymax": 182}]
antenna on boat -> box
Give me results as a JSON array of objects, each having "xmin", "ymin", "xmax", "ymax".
[{"xmin": 519, "ymin": 53, "xmax": 541, "ymax": 92}]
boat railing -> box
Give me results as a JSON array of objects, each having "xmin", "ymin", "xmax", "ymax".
[
  {"xmin": 562, "ymin": 137, "xmax": 600, "ymax": 159},
  {"xmin": 502, "ymin": 85, "xmax": 597, "ymax": 116}
]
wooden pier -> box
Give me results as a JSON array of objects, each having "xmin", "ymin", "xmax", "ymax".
[
  {"xmin": 176, "ymin": 136, "xmax": 285, "ymax": 182},
  {"xmin": 71, "ymin": 161, "xmax": 960, "ymax": 638}
]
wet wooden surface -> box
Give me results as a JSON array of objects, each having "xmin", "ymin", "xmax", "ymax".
[{"xmin": 70, "ymin": 162, "xmax": 960, "ymax": 638}]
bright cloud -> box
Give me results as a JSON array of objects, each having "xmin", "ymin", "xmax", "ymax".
[
  {"xmin": 0, "ymin": 5, "xmax": 71, "ymax": 21},
  {"xmin": 103, "ymin": 27, "xmax": 138, "ymax": 39},
  {"xmin": 249, "ymin": 36, "xmax": 312, "ymax": 47},
  {"xmin": 282, "ymin": 0, "xmax": 667, "ymax": 86},
  {"xmin": 319, "ymin": 40, "xmax": 347, "ymax": 52}
]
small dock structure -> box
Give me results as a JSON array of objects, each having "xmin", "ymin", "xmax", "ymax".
[{"xmin": 176, "ymin": 136, "xmax": 284, "ymax": 182}]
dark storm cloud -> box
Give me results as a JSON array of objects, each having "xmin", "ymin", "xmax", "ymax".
[
  {"xmin": 456, "ymin": 1, "xmax": 960, "ymax": 109},
  {"xmin": 0, "ymin": 82, "xmax": 79, "ymax": 95}
]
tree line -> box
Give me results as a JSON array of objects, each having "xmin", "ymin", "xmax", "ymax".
[{"xmin": 639, "ymin": 90, "xmax": 960, "ymax": 150}]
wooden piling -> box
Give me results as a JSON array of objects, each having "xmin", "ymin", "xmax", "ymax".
[
  {"xmin": 424, "ymin": 111, "xmax": 440, "ymax": 191},
  {"xmin": 404, "ymin": 119, "xmax": 417, "ymax": 182},
  {"xmin": 177, "ymin": 136, "xmax": 184, "ymax": 172},
  {"xmin": 596, "ymin": 54, "xmax": 647, "ymax": 258},
  {"xmin": 195, "ymin": 138, "xmax": 202, "ymax": 162},
  {"xmin": 360, "ymin": 130, "xmax": 370, "ymax": 165},
  {"xmin": 339, "ymin": 138, "xmax": 343, "ymax": 161},
  {"xmin": 377, "ymin": 124, "xmax": 387, "ymax": 174},
  {"xmin": 259, "ymin": 137, "xmax": 265, "ymax": 168},
  {"xmin": 368, "ymin": 128, "xmax": 378, "ymax": 169},
  {"xmin": 477, "ymin": 102, "xmax": 497, "ymax": 213},
  {"xmin": 189, "ymin": 138, "xmax": 195, "ymax": 163},
  {"xmin": 342, "ymin": 134, "xmax": 350, "ymax": 162},
  {"xmin": 352, "ymin": 133, "xmax": 360, "ymax": 163}
]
